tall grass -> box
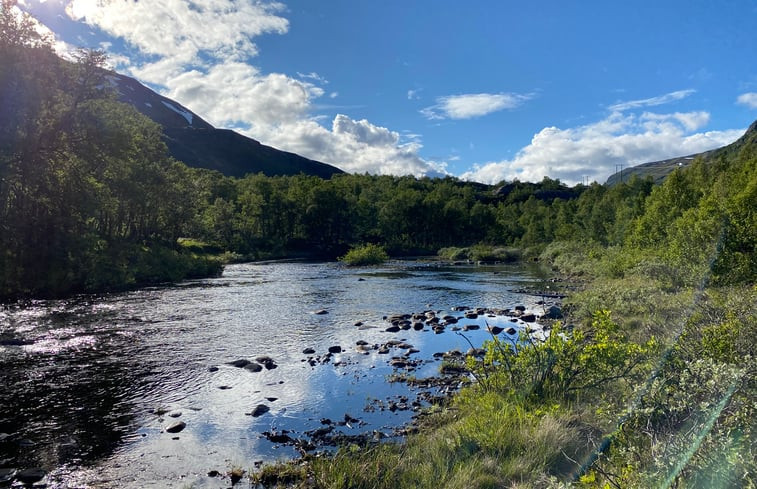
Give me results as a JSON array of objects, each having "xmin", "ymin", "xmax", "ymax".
[{"xmin": 268, "ymin": 390, "xmax": 589, "ymax": 489}]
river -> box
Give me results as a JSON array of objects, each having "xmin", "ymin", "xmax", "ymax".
[{"xmin": 0, "ymin": 260, "xmax": 553, "ymax": 488}]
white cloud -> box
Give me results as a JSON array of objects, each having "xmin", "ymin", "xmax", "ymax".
[
  {"xmin": 297, "ymin": 72, "xmax": 328, "ymax": 84},
  {"xmin": 251, "ymin": 116, "xmax": 448, "ymax": 177},
  {"xmin": 609, "ymin": 89, "xmax": 696, "ymax": 111},
  {"xmin": 461, "ymin": 111, "xmax": 743, "ymax": 186},
  {"xmin": 640, "ymin": 111, "xmax": 710, "ymax": 132},
  {"xmin": 66, "ymin": 0, "xmax": 288, "ymax": 62},
  {"xmin": 421, "ymin": 92, "xmax": 530, "ymax": 120},
  {"xmin": 407, "ymin": 89, "xmax": 420, "ymax": 100},
  {"xmin": 736, "ymin": 92, "xmax": 757, "ymax": 109}
]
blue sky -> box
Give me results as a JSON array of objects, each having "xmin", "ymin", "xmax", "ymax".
[{"xmin": 17, "ymin": 0, "xmax": 757, "ymax": 184}]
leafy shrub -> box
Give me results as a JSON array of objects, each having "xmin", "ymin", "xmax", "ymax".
[
  {"xmin": 339, "ymin": 243, "xmax": 389, "ymax": 266},
  {"xmin": 437, "ymin": 247, "xmax": 469, "ymax": 261},
  {"xmin": 438, "ymin": 245, "xmax": 520, "ymax": 263},
  {"xmin": 470, "ymin": 310, "xmax": 658, "ymax": 401},
  {"xmin": 469, "ymin": 244, "xmax": 520, "ymax": 263}
]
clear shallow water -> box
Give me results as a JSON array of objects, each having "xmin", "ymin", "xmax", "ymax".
[{"xmin": 0, "ymin": 260, "xmax": 550, "ymax": 488}]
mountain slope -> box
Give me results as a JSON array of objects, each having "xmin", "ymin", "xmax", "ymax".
[
  {"xmin": 104, "ymin": 71, "xmax": 343, "ymax": 178},
  {"xmin": 605, "ymin": 120, "xmax": 757, "ymax": 186}
]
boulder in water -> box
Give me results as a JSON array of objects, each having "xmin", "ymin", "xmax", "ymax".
[
  {"xmin": 165, "ymin": 421, "xmax": 186, "ymax": 433},
  {"xmin": 244, "ymin": 362, "xmax": 263, "ymax": 372},
  {"xmin": 228, "ymin": 359, "xmax": 251, "ymax": 368},
  {"xmin": 248, "ymin": 404, "xmax": 270, "ymax": 417},
  {"xmin": 16, "ymin": 468, "xmax": 46, "ymax": 485}
]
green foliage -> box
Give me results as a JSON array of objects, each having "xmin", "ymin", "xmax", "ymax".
[
  {"xmin": 437, "ymin": 246, "xmax": 469, "ymax": 261},
  {"xmin": 339, "ymin": 243, "xmax": 389, "ymax": 266},
  {"xmin": 294, "ymin": 391, "xmax": 587, "ymax": 489},
  {"xmin": 437, "ymin": 245, "xmax": 520, "ymax": 263},
  {"xmin": 471, "ymin": 311, "xmax": 657, "ymax": 401},
  {"xmin": 0, "ymin": 6, "xmax": 224, "ymax": 299}
]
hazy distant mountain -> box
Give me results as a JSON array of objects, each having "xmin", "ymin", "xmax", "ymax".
[
  {"xmin": 605, "ymin": 120, "xmax": 756, "ymax": 186},
  {"xmin": 103, "ymin": 71, "xmax": 343, "ymax": 178}
]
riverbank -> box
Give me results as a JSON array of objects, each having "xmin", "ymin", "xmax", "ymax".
[
  {"xmin": 0, "ymin": 242, "xmax": 224, "ymax": 303},
  {"xmin": 244, "ymin": 242, "xmax": 756, "ymax": 488}
]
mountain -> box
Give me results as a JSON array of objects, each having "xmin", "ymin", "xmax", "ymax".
[
  {"xmin": 102, "ymin": 71, "xmax": 343, "ymax": 179},
  {"xmin": 605, "ymin": 120, "xmax": 757, "ymax": 186}
]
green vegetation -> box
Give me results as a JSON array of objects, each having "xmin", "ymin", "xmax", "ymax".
[
  {"xmin": 339, "ymin": 243, "xmax": 389, "ymax": 266},
  {"xmin": 243, "ymin": 114, "xmax": 756, "ymax": 487},
  {"xmin": 0, "ymin": 2, "xmax": 221, "ymax": 298},
  {"xmin": 2, "ymin": 4, "xmax": 755, "ymax": 486},
  {"xmin": 438, "ymin": 245, "xmax": 520, "ymax": 263}
]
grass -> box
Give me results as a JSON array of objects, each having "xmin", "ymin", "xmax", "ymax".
[{"xmin": 251, "ymin": 390, "xmax": 592, "ymax": 489}]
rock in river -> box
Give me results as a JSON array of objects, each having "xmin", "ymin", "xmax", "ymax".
[
  {"xmin": 16, "ymin": 468, "xmax": 46, "ymax": 485},
  {"xmin": 302, "ymin": 347, "xmax": 316, "ymax": 354},
  {"xmin": 165, "ymin": 421, "xmax": 186, "ymax": 433},
  {"xmin": 228, "ymin": 359, "xmax": 251, "ymax": 368},
  {"xmin": 543, "ymin": 305, "xmax": 563, "ymax": 319},
  {"xmin": 328, "ymin": 345, "xmax": 342, "ymax": 354},
  {"xmin": 244, "ymin": 362, "xmax": 263, "ymax": 372},
  {"xmin": 0, "ymin": 469, "xmax": 16, "ymax": 485},
  {"xmin": 248, "ymin": 404, "xmax": 270, "ymax": 417}
]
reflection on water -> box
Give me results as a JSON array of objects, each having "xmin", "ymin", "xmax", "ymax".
[{"xmin": 0, "ymin": 260, "xmax": 549, "ymax": 488}]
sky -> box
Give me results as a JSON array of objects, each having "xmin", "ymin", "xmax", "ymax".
[{"xmin": 16, "ymin": 0, "xmax": 757, "ymax": 185}]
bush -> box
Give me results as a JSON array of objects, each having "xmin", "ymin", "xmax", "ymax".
[
  {"xmin": 470, "ymin": 310, "xmax": 658, "ymax": 401},
  {"xmin": 339, "ymin": 243, "xmax": 389, "ymax": 266},
  {"xmin": 437, "ymin": 247, "xmax": 469, "ymax": 261},
  {"xmin": 469, "ymin": 245, "xmax": 520, "ymax": 263},
  {"xmin": 437, "ymin": 245, "xmax": 521, "ymax": 263}
]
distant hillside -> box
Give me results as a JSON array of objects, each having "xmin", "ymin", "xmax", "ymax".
[
  {"xmin": 605, "ymin": 120, "xmax": 757, "ymax": 186},
  {"xmin": 104, "ymin": 71, "xmax": 343, "ymax": 178}
]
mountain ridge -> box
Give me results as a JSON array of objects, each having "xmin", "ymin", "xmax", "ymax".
[
  {"xmin": 104, "ymin": 70, "xmax": 343, "ymax": 179},
  {"xmin": 605, "ymin": 120, "xmax": 756, "ymax": 186}
]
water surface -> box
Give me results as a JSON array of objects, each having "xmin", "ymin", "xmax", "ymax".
[{"xmin": 0, "ymin": 260, "xmax": 550, "ymax": 488}]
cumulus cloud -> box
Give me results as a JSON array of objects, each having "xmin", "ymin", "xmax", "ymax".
[
  {"xmin": 609, "ymin": 89, "xmax": 696, "ymax": 111},
  {"xmin": 461, "ymin": 111, "xmax": 743, "ymax": 185},
  {"xmin": 66, "ymin": 0, "xmax": 288, "ymax": 62},
  {"xmin": 736, "ymin": 92, "xmax": 757, "ymax": 109},
  {"xmin": 421, "ymin": 92, "xmax": 530, "ymax": 120},
  {"xmin": 250, "ymin": 116, "xmax": 448, "ymax": 177},
  {"xmin": 57, "ymin": 0, "xmax": 446, "ymax": 176}
]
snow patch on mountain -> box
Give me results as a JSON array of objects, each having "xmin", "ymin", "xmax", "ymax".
[{"xmin": 161, "ymin": 101, "xmax": 193, "ymax": 125}]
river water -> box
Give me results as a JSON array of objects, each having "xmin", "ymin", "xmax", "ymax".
[{"xmin": 0, "ymin": 260, "xmax": 551, "ymax": 488}]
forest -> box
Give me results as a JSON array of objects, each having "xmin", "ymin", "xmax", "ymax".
[{"xmin": 2, "ymin": 3, "xmax": 756, "ymax": 486}]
